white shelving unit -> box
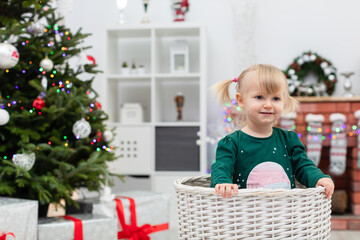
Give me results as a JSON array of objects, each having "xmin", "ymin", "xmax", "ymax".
[{"xmin": 103, "ymin": 23, "xmax": 207, "ymax": 234}]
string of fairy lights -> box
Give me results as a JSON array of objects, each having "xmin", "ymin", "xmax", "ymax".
[
  {"xmin": 0, "ymin": 14, "xmax": 113, "ymax": 161},
  {"xmin": 222, "ymin": 100, "xmax": 360, "ymax": 140}
]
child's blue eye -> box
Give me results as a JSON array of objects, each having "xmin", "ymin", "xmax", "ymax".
[
  {"xmin": 255, "ymin": 96, "xmax": 263, "ymax": 100},
  {"xmin": 273, "ymin": 97, "xmax": 281, "ymax": 101}
]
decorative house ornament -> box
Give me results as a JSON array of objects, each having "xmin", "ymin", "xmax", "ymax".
[
  {"xmin": 170, "ymin": 40, "xmax": 189, "ymax": 73},
  {"xmin": 120, "ymin": 103, "xmax": 143, "ymax": 124},
  {"xmin": 284, "ymin": 51, "xmax": 337, "ymax": 96}
]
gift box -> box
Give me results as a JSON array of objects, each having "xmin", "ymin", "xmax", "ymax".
[
  {"xmin": 0, "ymin": 197, "xmax": 38, "ymax": 240},
  {"xmin": 93, "ymin": 191, "xmax": 170, "ymax": 240},
  {"xmin": 37, "ymin": 214, "xmax": 117, "ymax": 240}
]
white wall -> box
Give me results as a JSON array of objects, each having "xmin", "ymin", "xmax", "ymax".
[{"xmin": 65, "ymin": 0, "xmax": 360, "ymax": 125}]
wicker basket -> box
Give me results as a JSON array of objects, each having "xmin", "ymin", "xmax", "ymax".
[{"xmin": 174, "ymin": 175, "xmax": 331, "ymax": 240}]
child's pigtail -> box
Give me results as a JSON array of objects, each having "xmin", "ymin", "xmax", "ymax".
[
  {"xmin": 284, "ymin": 95, "xmax": 299, "ymax": 114},
  {"xmin": 211, "ymin": 78, "xmax": 236, "ymax": 105}
]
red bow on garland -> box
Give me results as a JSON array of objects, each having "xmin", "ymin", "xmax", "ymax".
[
  {"xmin": 0, "ymin": 232, "xmax": 15, "ymax": 240},
  {"xmin": 115, "ymin": 196, "xmax": 169, "ymax": 240}
]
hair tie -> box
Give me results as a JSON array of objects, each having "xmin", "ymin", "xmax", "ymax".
[{"xmin": 233, "ymin": 77, "xmax": 237, "ymax": 83}]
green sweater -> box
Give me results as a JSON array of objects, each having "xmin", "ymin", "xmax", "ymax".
[{"xmin": 211, "ymin": 127, "xmax": 331, "ymax": 189}]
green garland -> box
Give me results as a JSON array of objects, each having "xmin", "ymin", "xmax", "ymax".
[{"xmin": 284, "ymin": 51, "xmax": 337, "ymax": 96}]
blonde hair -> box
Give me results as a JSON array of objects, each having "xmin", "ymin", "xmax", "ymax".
[{"xmin": 212, "ymin": 64, "xmax": 298, "ymax": 127}]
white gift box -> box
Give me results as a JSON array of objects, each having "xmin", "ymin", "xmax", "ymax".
[
  {"xmin": 0, "ymin": 197, "xmax": 38, "ymax": 240},
  {"xmin": 93, "ymin": 191, "xmax": 170, "ymax": 240},
  {"xmin": 37, "ymin": 214, "xmax": 117, "ymax": 240},
  {"xmin": 120, "ymin": 103, "xmax": 143, "ymax": 124}
]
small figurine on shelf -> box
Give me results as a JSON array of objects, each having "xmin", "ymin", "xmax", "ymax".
[
  {"xmin": 341, "ymin": 72, "xmax": 354, "ymax": 97},
  {"xmin": 116, "ymin": 0, "xmax": 128, "ymax": 24},
  {"xmin": 173, "ymin": 0, "xmax": 189, "ymax": 22},
  {"xmin": 175, "ymin": 92, "xmax": 185, "ymax": 121},
  {"xmin": 137, "ymin": 65, "xmax": 146, "ymax": 74},
  {"xmin": 131, "ymin": 61, "xmax": 137, "ymax": 74},
  {"xmin": 141, "ymin": 0, "xmax": 150, "ymax": 23},
  {"xmin": 121, "ymin": 61, "xmax": 130, "ymax": 75}
]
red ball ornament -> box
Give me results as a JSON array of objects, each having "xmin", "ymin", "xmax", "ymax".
[
  {"xmin": 95, "ymin": 131, "xmax": 103, "ymax": 141},
  {"xmin": 32, "ymin": 97, "xmax": 45, "ymax": 110},
  {"xmin": 95, "ymin": 100, "xmax": 102, "ymax": 110}
]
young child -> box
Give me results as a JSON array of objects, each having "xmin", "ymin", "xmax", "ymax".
[{"xmin": 210, "ymin": 64, "xmax": 334, "ymax": 199}]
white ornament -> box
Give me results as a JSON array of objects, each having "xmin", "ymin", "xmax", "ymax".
[
  {"xmin": 12, "ymin": 153, "xmax": 36, "ymax": 170},
  {"xmin": 55, "ymin": 33, "xmax": 62, "ymax": 42},
  {"xmin": 296, "ymin": 58, "xmax": 304, "ymax": 65},
  {"xmin": 0, "ymin": 109, "xmax": 10, "ymax": 125},
  {"xmin": 310, "ymin": 54, "xmax": 316, "ymax": 61},
  {"xmin": 320, "ymin": 62, "xmax": 328, "ymax": 69},
  {"xmin": 0, "ymin": 42, "xmax": 19, "ymax": 69},
  {"xmin": 302, "ymin": 54, "xmax": 310, "ymax": 62},
  {"xmin": 40, "ymin": 57, "xmax": 54, "ymax": 72},
  {"xmin": 324, "ymin": 67, "xmax": 332, "ymax": 76},
  {"xmin": 328, "ymin": 74, "xmax": 335, "ymax": 81},
  {"xmin": 288, "ymin": 69, "xmax": 295, "ymax": 75},
  {"xmin": 103, "ymin": 130, "xmax": 113, "ymax": 142},
  {"xmin": 41, "ymin": 75, "xmax": 48, "ymax": 89},
  {"xmin": 73, "ymin": 118, "xmax": 91, "ymax": 139},
  {"xmin": 28, "ymin": 21, "xmax": 44, "ymax": 35},
  {"xmin": 291, "ymin": 75, "xmax": 298, "ymax": 81}
]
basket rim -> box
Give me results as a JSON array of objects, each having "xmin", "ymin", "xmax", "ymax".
[{"xmin": 174, "ymin": 175, "xmax": 326, "ymax": 197}]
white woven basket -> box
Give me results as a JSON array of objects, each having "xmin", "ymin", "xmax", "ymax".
[{"xmin": 174, "ymin": 175, "xmax": 331, "ymax": 240}]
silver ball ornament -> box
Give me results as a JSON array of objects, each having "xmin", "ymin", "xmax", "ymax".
[
  {"xmin": 12, "ymin": 153, "xmax": 36, "ymax": 171},
  {"xmin": 40, "ymin": 57, "xmax": 54, "ymax": 72},
  {"xmin": 0, "ymin": 109, "xmax": 10, "ymax": 125},
  {"xmin": 28, "ymin": 21, "xmax": 45, "ymax": 35},
  {"xmin": 103, "ymin": 130, "xmax": 114, "ymax": 142},
  {"xmin": 0, "ymin": 42, "xmax": 20, "ymax": 69},
  {"xmin": 73, "ymin": 118, "xmax": 91, "ymax": 139}
]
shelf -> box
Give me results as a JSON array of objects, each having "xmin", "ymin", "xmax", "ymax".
[
  {"xmin": 107, "ymin": 122, "xmax": 152, "ymax": 127},
  {"xmin": 107, "ymin": 27, "xmax": 151, "ymax": 38},
  {"xmin": 154, "ymin": 78, "xmax": 200, "ymax": 123},
  {"xmin": 154, "ymin": 122, "xmax": 200, "ymax": 127},
  {"xmin": 295, "ymin": 96, "xmax": 360, "ymax": 102},
  {"xmin": 106, "ymin": 80, "xmax": 151, "ymax": 122},
  {"xmin": 106, "ymin": 29, "xmax": 151, "ymax": 75},
  {"xmin": 154, "ymin": 73, "xmax": 200, "ymax": 78},
  {"xmin": 105, "ymin": 23, "xmax": 206, "ymax": 183},
  {"xmin": 107, "ymin": 74, "xmax": 151, "ymax": 80}
]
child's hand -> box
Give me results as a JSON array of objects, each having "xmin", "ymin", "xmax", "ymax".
[
  {"xmin": 315, "ymin": 178, "xmax": 335, "ymax": 199},
  {"xmin": 215, "ymin": 183, "xmax": 238, "ymax": 198}
]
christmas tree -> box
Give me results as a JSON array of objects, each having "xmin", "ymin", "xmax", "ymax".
[{"xmin": 0, "ymin": 0, "xmax": 117, "ymax": 208}]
